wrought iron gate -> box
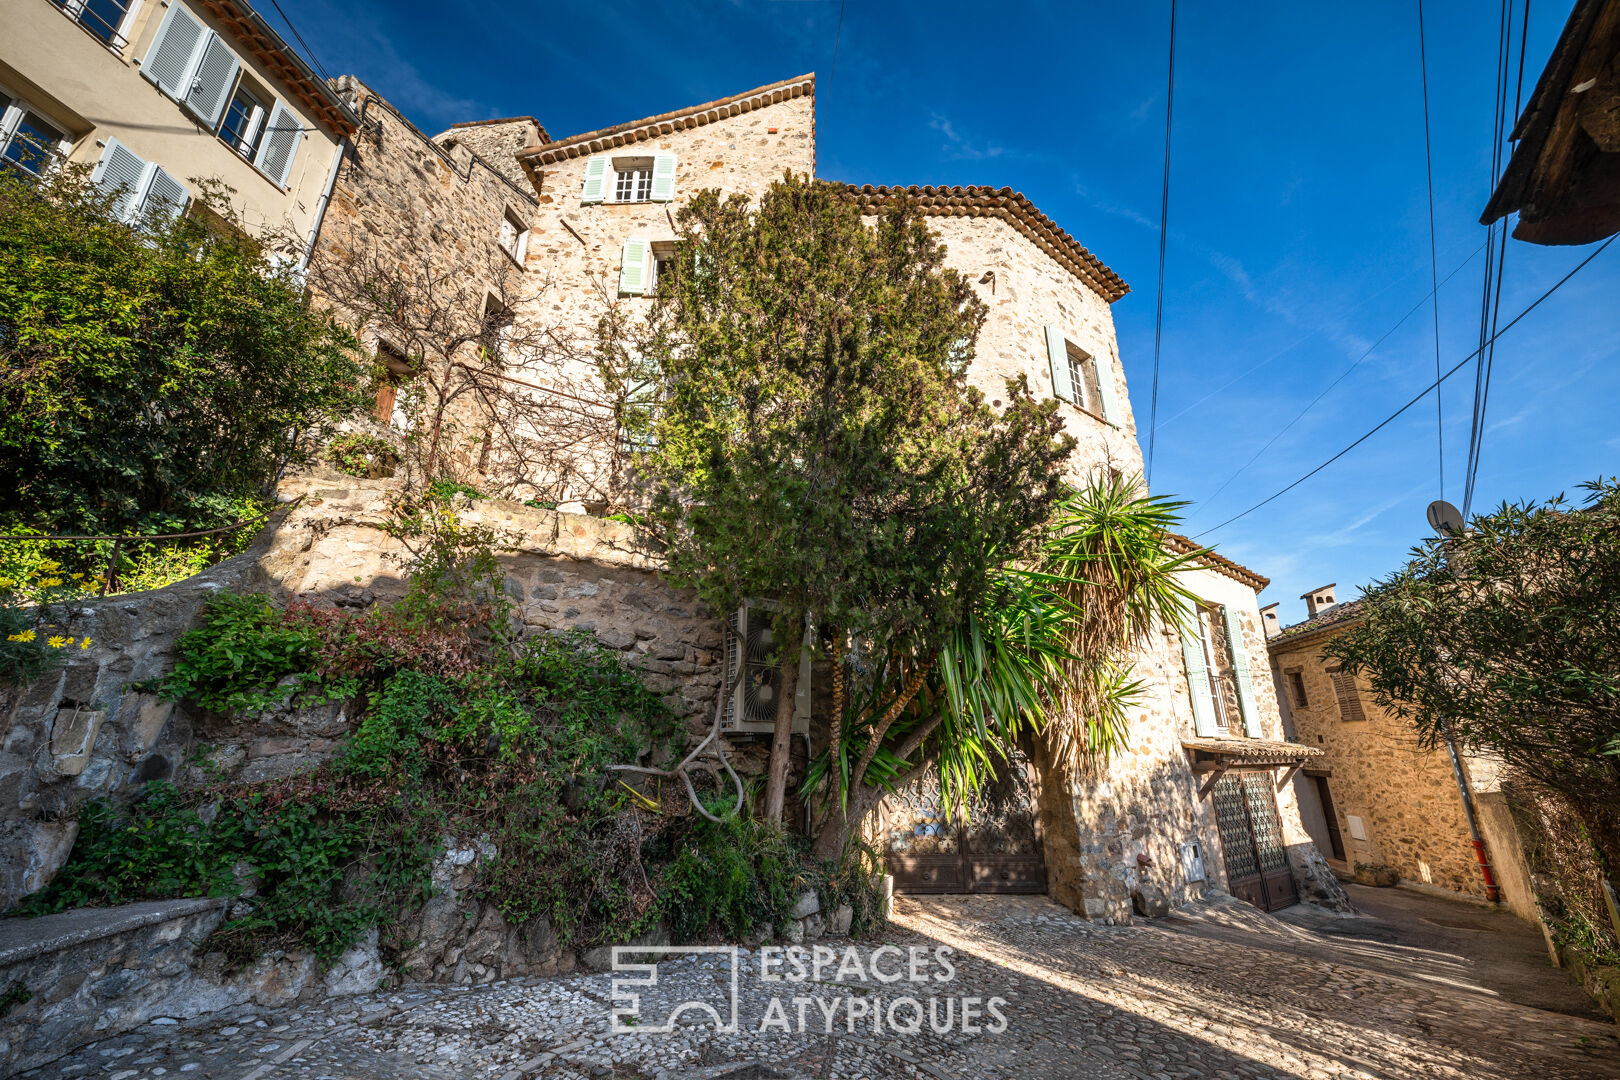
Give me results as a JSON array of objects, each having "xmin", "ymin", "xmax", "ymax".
[
  {"xmin": 880, "ymin": 752, "xmax": 1046, "ymax": 894},
  {"xmin": 1211, "ymin": 771, "xmax": 1298, "ymax": 911}
]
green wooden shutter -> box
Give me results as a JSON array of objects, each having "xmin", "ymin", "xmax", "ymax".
[
  {"xmin": 183, "ymin": 33, "xmax": 240, "ymax": 127},
  {"xmin": 143, "ymin": 2, "xmax": 207, "ymax": 100},
  {"xmin": 581, "ymin": 155, "xmax": 608, "ymax": 204},
  {"xmin": 1222, "ymin": 605, "xmax": 1263, "ymax": 737},
  {"xmin": 1178, "ymin": 596, "xmax": 1217, "ymax": 736},
  {"xmin": 650, "ymin": 152, "xmax": 677, "ymax": 202},
  {"xmin": 1044, "ymin": 325, "xmax": 1073, "ymax": 404},
  {"xmin": 619, "ymin": 238, "xmax": 649, "ymax": 296},
  {"xmin": 1094, "ymin": 352, "xmax": 1123, "ymax": 426}
]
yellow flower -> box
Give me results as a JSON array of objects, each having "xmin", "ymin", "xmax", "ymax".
[
  {"xmin": 70, "ymin": 573, "xmax": 83, "ymax": 580},
  {"xmin": 0, "ymin": 577, "xmax": 13, "ymax": 588},
  {"xmin": 40, "ymin": 577, "xmax": 63, "ymax": 588},
  {"xmin": 7, "ymin": 629, "xmax": 36, "ymax": 643},
  {"xmin": 80, "ymin": 637, "xmax": 92, "ymax": 649},
  {"xmin": 48, "ymin": 636, "xmax": 68, "ymax": 649}
]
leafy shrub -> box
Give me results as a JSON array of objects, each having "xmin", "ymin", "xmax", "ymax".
[
  {"xmin": 426, "ymin": 478, "xmax": 484, "ymax": 502},
  {"xmin": 1, "ymin": 605, "xmax": 63, "ymax": 688},
  {"xmin": 658, "ymin": 815, "xmax": 807, "ymax": 941},
  {"xmin": 326, "ymin": 432, "xmax": 398, "ymax": 480},
  {"xmin": 160, "ymin": 593, "xmax": 320, "ymax": 713}
]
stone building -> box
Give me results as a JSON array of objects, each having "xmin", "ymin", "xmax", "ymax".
[
  {"xmin": 6, "ymin": 0, "xmax": 355, "ymax": 257},
  {"xmin": 1267, "ymin": 588, "xmax": 1539, "ymax": 921}
]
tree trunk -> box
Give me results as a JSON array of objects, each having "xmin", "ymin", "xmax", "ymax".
[
  {"xmin": 812, "ymin": 784, "xmax": 882, "ymax": 862},
  {"xmin": 762, "ymin": 654, "xmax": 799, "ymax": 824}
]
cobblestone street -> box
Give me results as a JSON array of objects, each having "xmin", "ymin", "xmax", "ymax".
[{"xmin": 23, "ymin": 892, "xmax": 1618, "ymax": 1080}]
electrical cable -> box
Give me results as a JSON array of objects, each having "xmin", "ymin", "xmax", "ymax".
[
  {"xmin": 268, "ymin": 0, "xmax": 332, "ymax": 84},
  {"xmin": 1145, "ymin": 0, "xmax": 1177, "ymax": 488},
  {"xmin": 1417, "ymin": 0, "xmax": 1445, "ymax": 500},
  {"xmin": 1190, "ymin": 243, "xmax": 1485, "ymax": 514},
  {"xmin": 1192, "ymin": 236, "xmax": 1613, "ymax": 539}
]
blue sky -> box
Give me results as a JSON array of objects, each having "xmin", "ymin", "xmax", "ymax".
[{"xmin": 276, "ymin": 0, "xmax": 1619, "ymax": 625}]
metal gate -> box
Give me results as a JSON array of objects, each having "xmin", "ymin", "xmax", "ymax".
[
  {"xmin": 1211, "ymin": 771, "xmax": 1298, "ymax": 911},
  {"xmin": 880, "ymin": 752, "xmax": 1046, "ymax": 894}
]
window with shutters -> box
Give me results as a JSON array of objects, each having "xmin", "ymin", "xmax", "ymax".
[
  {"xmin": 612, "ymin": 157, "xmax": 654, "ymax": 203},
  {"xmin": 498, "ymin": 209, "xmax": 529, "ymax": 266},
  {"xmin": 1064, "ymin": 342, "xmax": 1103, "ymax": 417},
  {"xmin": 54, "ymin": 0, "xmax": 142, "ymax": 51},
  {"xmin": 1198, "ymin": 604, "xmax": 1241, "ymax": 733},
  {"xmin": 0, "ymin": 95, "xmax": 69, "ymax": 179},
  {"xmin": 218, "ymin": 78, "xmax": 269, "ymax": 160},
  {"xmin": 1043, "ymin": 325, "xmax": 1120, "ymax": 425},
  {"xmin": 374, "ymin": 342, "xmax": 415, "ymax": 427},
  {"xmin": 1327, "ymin": 667, "xmax": 1367, "ymax": 722},
  {"xmin": 91, "ymin": 138, "xmax": 190, "ymax": 225}
]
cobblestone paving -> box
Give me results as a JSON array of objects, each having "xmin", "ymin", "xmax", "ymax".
[{"xmin": 25, "ymin": 894, "xmax": 1619, "ymax": 1080}]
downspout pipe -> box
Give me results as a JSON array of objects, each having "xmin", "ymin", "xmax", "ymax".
[
  {"xmin": 295, "ymin": 136, "xmax": 347, "ymax": 276},
  {"xmin": 1443, "ymin": 726, "xmax": 1501, "ymax": 902}
]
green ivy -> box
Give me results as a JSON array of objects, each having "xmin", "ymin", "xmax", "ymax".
[{"xmin": 159, "ymin": 593, "xmax": 320, "ymax": 714}]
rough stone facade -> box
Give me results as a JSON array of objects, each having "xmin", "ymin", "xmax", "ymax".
[{"xmin": 1268, "ymin": 611, "xmax": 1531, "ymax": 912}]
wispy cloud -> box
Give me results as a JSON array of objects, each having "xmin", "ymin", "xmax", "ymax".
[{"xmin": 929, "ymin": 113, "xmax": 1006, "ymax": 161}]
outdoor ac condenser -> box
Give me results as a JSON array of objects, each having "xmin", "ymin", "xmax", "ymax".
[{"xmin": 720, "ymin": 600, "xmax": 811, "ymax": 735}]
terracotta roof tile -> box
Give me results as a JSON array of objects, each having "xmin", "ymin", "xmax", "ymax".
[
  {"xmin": 517, "ymin": 74, "xmax": 815, "ymax": 175},
  {"xmin": 1267, "ymin": 598, "xmax": 1366, "ymax": 652},
  {"xmin": 839, "ymin": 184, "xmax": 1129, "ymax": 304},
  {"xmin": 1163, "ymin": 533, "xmax": 1270, "ymax": 592}
]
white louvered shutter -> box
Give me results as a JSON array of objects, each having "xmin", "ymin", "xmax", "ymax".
[
  {"xmin": 1222, "ymin": 605, "xmax": 1263, "ymax": 737},
  {"xmin": 140, "ymin": 167, "xmax": 190, "ymax": 223},
  {"xmin": 183, "ymin": 34, "xmax": 240, "ymax": 127},
  {"xmin": 1044, "ymin": 325, "xmax": 1073, "ymax": 405},
  {"xmin": 1094, "ymin": 351, "xmax": 1123, "ymax": 425},
  {"xmin": 580, "ymin": 155, "xmax": 608, "ymax": 204},
  {"xmin": 254, "ymin": 100, "xmax": 301, "ymax": 187},
  {"xmin": 1178, "ymin": 596, "xmax": 1217, "ymax": 737},
  {"xmin": 650, "ymin": 152, "xmax": 677, "ymax": 202},
  {"xmin": 143, "ymin": 3, "xmax": 208, "ymax": 100},
  {"xmin": 619, "ymin": 239, "xmax": 649, "ymax": 296},
  {"xmin": 92, "ymin": 138, "xmax": 150, "ymax": 222}
]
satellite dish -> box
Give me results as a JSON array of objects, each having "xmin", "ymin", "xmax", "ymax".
[{"xmin": 1427, "ymin": 500, "xmax": 1465, "ymax": 536}]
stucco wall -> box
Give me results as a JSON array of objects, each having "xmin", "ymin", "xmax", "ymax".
[{"xmin": 6, "ymin": 0, "xmax": 343, "ymax": 242}]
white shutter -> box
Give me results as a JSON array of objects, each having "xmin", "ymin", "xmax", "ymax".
[
  {"xmin": 1222, "ymin": 605, "xmax": 1263, "ymax": 737},
  {"xmin": 140, "ymin": 166, "xmax": 190, "ymax": 224},
  {"xmin": 619, "ymin": 238, "xmax": 649, "ymax": 296},
  {"xmin": 92, "ymin": 137, "xmax": 150, "ymax": 222},
  {"xmin": 650, "ymin": 152, "xmax": 677, "ymax": 202},
  {"xmin": 183, "ymin": 34, "xmax": 240, "ymax": 128},
  {"xmin": 1094, "ymin": 351, "xmax": 1123, "ymax": 426},
  {"xmin": 254, "ymin": 100, "xmax": 301, "ymax": 187},
  {"xmin": 143, "ymin": 3, "xmax": 208, "ymax": 100},
  {"xmin": 580, "ymin": 155, "xmax": 608, "ymax": 204},
  {"xmin": 514, "ymin": 226, "xmax": 529, "ymax": 264},
  {"xmin": 1044, "ymin": 325, "xmax": 1073, "ymax": 405},
  {"xmin": 1178, "ymin": 596, "xmax": 1217, "ymax": 737}
]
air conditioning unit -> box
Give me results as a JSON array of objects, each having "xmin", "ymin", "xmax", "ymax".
[{"xmin": 720, "ymin": 600, "xmax": 811, "ymax": 735}]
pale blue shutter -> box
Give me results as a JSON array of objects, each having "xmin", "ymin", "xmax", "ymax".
[
  {"xmin": 254, "ymin": 101, "xmax": 300, "ymax": 187},
  {"xmin": 1044, "ymin": 325, "xmax": 1073, "ymax": 404},
  {"xmin": 92, "ymin": 138, "xmax": 150, "ymax": 222},
  {"xmin": 1094, "ymin": 352, "xmax": 1123, "ymax": 426},
  {"xmin": 650, "ymin": 152, "xmax": 677, "ymax": 202},
  {"xmin": 183, "ymin": 34, "xmax": 240, "ymax": 127},
  {"xmin": 619, "ymin": 239, "xmax": 649, "ymax": 296},
  {"xmin": 1222, "ymin": 605, "xmax": 1263, "ymax": 737},
  {"xmin": 140, "ymin": 166, "xmax": 190, "ymax": 223},
  {"xmin": 1178, "ymin": 596, "xmax": 1217, "ymax": 737},
  {"xmin": 143, "ymin": 3, "xmax": 207, "ymax": 100},
  {"xmin": 580, "ymin": 155, "xmax": 608, "ymax": 204}
]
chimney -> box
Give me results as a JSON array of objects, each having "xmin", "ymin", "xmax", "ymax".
[
  {"xmin": 1260, "ymin": 603, "xmax": 1282, "ymax": 640},
  {"xmin": 1301, "ymin": 584, "xmax": 1338, "ymax": 619}
]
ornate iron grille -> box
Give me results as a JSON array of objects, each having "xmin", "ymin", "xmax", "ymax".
[
  {"xmin": 1243, "ymin": 772, "xmax": 1290, "ymax": 873},
  {"xmin": 880, "ymin": 770, "xmax": 958, "ymax": 855},
  {"xmin": 960, "ymin": 754, "xmax": 1040, "ymax": 855},
  {"xmin": 1212, "ymin": 775, "xmax": 1260, "ymax": 881}
]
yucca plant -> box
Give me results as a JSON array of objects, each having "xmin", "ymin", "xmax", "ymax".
[{"xmin": 805, "ymin": 472, "xmax": 1199, "ymax": 860}]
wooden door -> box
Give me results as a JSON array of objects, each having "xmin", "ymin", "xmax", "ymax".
[{"xmin": 882, "ymin": 752, "xmax": 1045, "ymax": 894}]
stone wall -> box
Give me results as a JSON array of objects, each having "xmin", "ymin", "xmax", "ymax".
[
  {"xmin": 435, "ymin": 116, "xmax": 548, "ymax": 190},
  {"xmin": 1272, "ymin": 627, "xmax": 1493, "ymax": 897}
]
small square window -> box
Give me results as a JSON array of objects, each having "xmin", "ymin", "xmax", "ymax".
[
  {"xmin": 499, "ymin": 209, "xmax": 529, "ymax": 266},
  {"xmin": 611, "ymin": 157, "xmax": 654, "ymax": 203}
]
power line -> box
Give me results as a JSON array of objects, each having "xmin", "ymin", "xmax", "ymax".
[
  {"xmin": 1417, "ymin": 0, "xmax": 1444, "ymax": 501},
  {"xmin": 1193, "ymin": 236, "xmax": 1613, "ymax": 540},
  {"xmin": 829, "ymin": 0, "xmax": 846, "ymax": 84},
  {"xmin": 1145, "ymin": 0, "xmax": 1177, "ymax": 488},
  {"xmin": 268, "ymin": 0, "xmax": 332, "ymax": 84},
  {"xmin": 1189, "ymin": 242, "xmax": 1485, "ymax": 514}
]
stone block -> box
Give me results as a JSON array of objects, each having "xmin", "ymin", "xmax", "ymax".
[
  {"xmin": 829, "ymin": 903, "xmax": 853, "ymax": 936},
  {"xmin": 324, "ymin": 928, "xmax": 387, "ymax": 997},
  {"xmin": 1130, "ymin": 883, "xmax": 1170, "ymax": 919},
  {"xmin": 48, "ymin": 706, "xmax": 105, "ymax": 778}
]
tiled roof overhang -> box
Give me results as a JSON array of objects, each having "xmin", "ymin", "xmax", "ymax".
[
  {"xmin": 194, "ymin": 0, "xmax": 356, "ymax": 138},
  {"xmin": 1164, "ymin": 533, "xmax": 1270, "ymax": 592},
  {"xmin": 1267, "ymin": 600, "xmax": 1366, "ymax": 655},
  {"xmin": 516, "ymin": 73, "xmax": 815, "ymax": 184},
  {"xmin": 840, "ymin": 184, "xmax": 1129, "ymax": 304},
  {"xmin": 1182, "ymin": 737, "xmax": 1323, "ymax": 765}
]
